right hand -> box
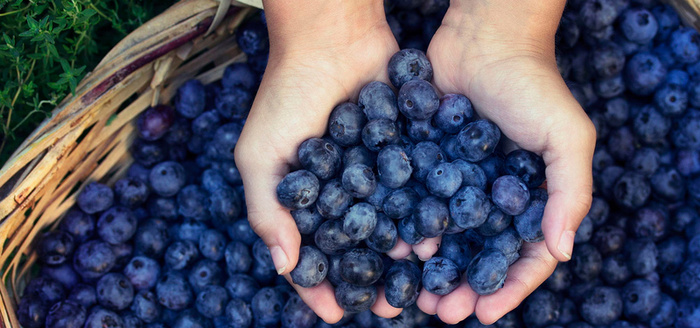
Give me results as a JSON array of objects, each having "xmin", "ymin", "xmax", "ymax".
[{"xmin": 234, "ymin": 1, "xmax": 401, "ymax": 323}]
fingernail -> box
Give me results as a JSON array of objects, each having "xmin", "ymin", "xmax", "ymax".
[
  {"xmin": 558, "ymin": 231, "xmax": 575, "ymax": 260},
  {"xmin": 270, "ymin": 246, "xmax": 288, "ymax": 275}
]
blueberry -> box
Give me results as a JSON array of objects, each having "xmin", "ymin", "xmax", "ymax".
[
  {"xmin": 456, "ymin": 120, "xmax": 501, "ymax": 162},
  {"xmin": 681, "ymin": 260, "xmax": 700, "ymax": 298},
  {"xmin": 398, "ymin": 215, "xmax": 425, "ymax": 245},
  {"xmin": 362, "ymin": 119, "xmax": 400, "ymax": 151},
  {"xmin": 289, "ymin": 246, "xmax": 328, "ymax": 288},
  {"xmin": 175, "ymin": 80, "xmax": 206, "ymax": 118},
  {"xmin": 413, "ymin": 196, "xmax": 450, "ymax": 238},
  {"xmin": 504, "ymin": 149, "xmax": 546, "ymax": 188},
  {"xmin": 288, "ymin": 207, "xmax": 323, "ymax": 235},
  {"xmin": 191, "ymin": 110, "xmax": 221, "ymax": 139},
  {"xmin": 622, "ymin": 279, "xmax": 661, "ymax": 322},
  {"xmin": 96, "ymin": 273, "xmax": 134, "ymax": 311},
  {"xmin": 366, "ymin": 213, "xmax": 398, "ymax": 253},
  {"xmin": 251, "ymin": 287, "xmax": 284, "ymax": 326},
  {"xmin": 670, "ymin": 27, "xmax": 700, "ymax": 64},
  {"xmin": 196, "ymin": 229, "xmax": 225, "ymax": 261},
  {"xmin": 453, "ymin": 159, "xmax": 488, "ymax": 190},
  {"xmin": 41, "ymin": 263, "xmax": 79, "ymax": 289},
  {"xmin": 522, "ymin": 290, "xmax": 561, "ymax": 328},
  {"xmin": 296, "ymin": 138, "xmax": 342, "ymax": 180},
  {"xmin": 578, "ymin": 0, "xmax": 619, "ymax": 30},
  {"xmin": 624, "ymin": 52, "xmax": 666, "ymax": 96},
  {"xmin": 77, "ymin": 182, "xmax": 114, "ymax": 214},
  {"xmin": 513, "ymin": 198, "xmax": 546, "ymax": 243},
  {"xmin": 572, "ymin": 244, "xmax": 603, "ymax": 281},
  {"xmin": 676, "ymin": 298, "xmax": 700, "ymax": 328},
  {"xmin": 194, "ymin": 286, "xmax": 229, "ymax": 318},
  {"xmin": 398, "ymin": 80, "xmax": 439, "ymax": 121},
  {"xmin": 59, "ymin": 208, "xmax": 94, "ymax": 243},
  {"xmin": 478, "ymin": 208, "xmax": 513, "ymax": 237},
  {"xmin": 671, "ymin": 110, "xmax": 700, "ymax": 149},
  {"xmin": 277, "ymin": 170, "xmax": 320, "ymax": 209},
  {"xmin": 589, "ymin": 43, "xmax": 626, "ymax": 79},
  {"xmin": 225, "ymin": 298, "xmax": 253, "ymax": 328},
  {"xmin": 73, "ymin": 240, "xmax": 116, "ymax": 280},
  {"xmin": 236, "ymin": 19, "xmax": 268, "ymax": 55},
  {"xmin": 381, "ymin": 187, "xmax": 417, "ymax": 219},
  {"xmin": 425, "ymin": 162, "xmax": 463, "ymax": 198},
  {"xmin": 208, "ymin": 185, "xmax": 242, "ymax": 227},
  {"xmin": 133, "ymin": 218, "xmax": 170, "ymax": 258},
  {"xmin": 602, "ymin": 254, "xmax": 633, "ymax": 286},
  {"xmin": 138, "ymin": 105, "xmax": 175, "ymax": 141},
  {"xmin": 591, "ymin": 225, "xmax": 626, "ymax": 255},
  {"xmin": 377, "ymin": 144, "xmax": 413, "ymax": 189},
  {"xmin": 407, "ymin": 118, "xmax": 444, "ymax": 142},
  {"xmin": 358, "ymin": 81, "xmax": 399, "ymax": 121},
  {"xmin": 411, "ymin": 141, "xmax": 445, "ymax": 182},
  {"xmin": 545, "ymin": 263, "xmax": 573, "ymax": 292},
  {"xmin": 433, "ymin": 94, "xmax": 474, "ymax": 133},
  {"xmin": 575, "ymin": 216, "xmax": 594, "ymax": 244},
  {"xmin": 38, "ymin": 231, "xmax": 75, "ymax": 266},
  {"xmin": 388, "ymin": 49, "xmax": 433, "ymax": 88},
  {"xmin": 131, "ymin": 290, "xmax": 161, "ymax": 323},
  {"xmin": 467, "ymin": 248, "xmax": 508, "ymax": 295},
  {"xmin": 484, "ymin": 227, "xmax": 523, "ymax": 265},
  {"xmin": 676, "ymin": 149, "xmax": 700, "ymax": 177},
  {"xmin": 97, "ymin": 206, "xmax": 137, "ymax": 245},
  {"xmin": 343, "ymin": 202, "xmax": 378, "ymax": 241},
  {"xmin": 334, "ymin": 282, "xmax": 377, "ymax": 313},
  {"xmin": 491, "ymin": 175, "xmax": 531, "ymax": 216},
  {"xmin": 690, "ymin": 236, "xmax": 700, "ymax": 261},
  {"xmin": 673, "ymin": 206, "xmax": 699, "ymax": 234},
  {"xmin": 325, "ymin": 255, "xmax": 344, "ymax": 287},
  {"xmin": 327, "ymin": 102, "xmax": 367, "ymax": 147},
  {"xmin": 608, "ymin": 126, "xmax": 636, "ymax": 162},
  {"xmin": 171, "ymin": 309, "xmax": 211, "ymax": 328},
  {"xmin": 225, "ymin": 274, "xmax": 259, "ymax": 303},
  {"xmin": 578, "ymin": 287, "xmax": 623, "ymax": 326},
  {"xmin": 450, "ymin": 186, "xmax": 491, "ymax": 229},
  {"xmin": 654, "ymin": 83, "xmax": 688, "ymax": 117},
  {"xmin": 632, "ymin": 105, "xmax": 671, "ymax": 144},
  {"xmin": 440, "ymin": 134, "xmax": 461, "ymax": 160},
  {"xmin": 315, "ymin": 180, "xmax": 353, "ymax": 219},
  {"xmin": 84, "ymin": 308, "xmax": 124, "ymax": 328},
  {"xmin": 651, "ymin": 166, "xmax": 686, "ymax": 202},
  {"xmin": 281, "ymin": 293, "xmax": 317, "ymax": 328},
  {"xmin": 341, "ymin": 163, "xmax": 377, "ymax": 198},
  {"xmin": 613, "ymin": 171, "xmax": 651, "ymax": 210},
  {"xmin": 603, "ymin": 97, "xmax": 630, "ymax": 127},
  {"xmin": 221, "ymin": 62, "xmax": 256, "ymax": 91},
  {"xmin": 620, "ymin": 8, "xmax": 658, "ymax": 44},
  {"xmin": 132, "ymin": 139, "xmax": 167, "ymax": 167},
  {"xmin": 148, "ymin": 197, "xmax": 178, "ymax": 221},
  {"xmin": 339, "ymin": 248, "xmax": 383, "ymax": 286},
  {"xmin": 343, "ymin": 146, "xmax": 376, "ymax": 168},
  {"xmin": 124, "ymin": 256, "xmax": 160, "ymax": 290},
  {"xmin": 16, "ymin": 296, "xmax": 48, "ymax": 328},
  {"xmin": 437, "ymin": 232, "xmax": 473, "ymax": 271},
  {"xmin": 649, "ymin": 294, "xmax": 678, "ymax": 328},
  {"xmin": 114, "ymin": 178, "xmax": 150, "ymax": 208},
  {"xmin": 628, "ymin": 147, "xmax": 660, "ymax": 176},
  {"xmin": 314, "ymin": 219, "xmax": 358, "ymax": 255},
  {"xmin": 422, "ymin": 257, "xmax": 460, "ymax": 295},
  {"xmin": 149, "ymin": 161, "xmax": 186, "ymax": 197},
  {"xmin": 384, "ymin": 260, "xmax": 421, "ymax": 308}
]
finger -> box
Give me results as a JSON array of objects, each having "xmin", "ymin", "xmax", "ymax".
[
  {"xmin": 416, "ymin": 287, "xmax": 442, "ymax": 315},
  {"xmin": 413, "ymin": 236, "xmax": 442, "ymax": 261},
  {"xmin": 284, "ymin": 275, "xmax": 345, "ymax": 324},
  {"xmin": 386, "ymin": 238, "xmax": 412, "ymax": 260},
  {"xmin": 236, "ymin": 147, "xmax": 302, "ymax": 275},
  {"xmin": 541, "ymin": 111, "xmax": 595, "ymax": 262},
  {"xmin": 474, "ymin": 241, "xmax": 558, "ymax": 324},
  {"xmin": 436, "ymin": 276, "xmax": 479, "ymax": 324},
  {"xmin": 371, "ymin": 286, "xmax": 403, "ymax": 318}
]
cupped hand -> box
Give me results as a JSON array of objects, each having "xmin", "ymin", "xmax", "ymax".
[
  {"xmin": 412, "ymin": 1, "xmax": 596, "ymax": 324},
  {"xmin": 234, "ymin": 3, "xmax": 402, "ymax": 323}
]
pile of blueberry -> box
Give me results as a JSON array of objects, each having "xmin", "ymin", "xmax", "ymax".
[
  {"xmin": 277, "ymin": 47, "xmax": 548, "ymax": 313},
  {"xmin": 13, "ymin": 0, "xmax": 700, "ymax": 327}
]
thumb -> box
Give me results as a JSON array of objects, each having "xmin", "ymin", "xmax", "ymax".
[
  {"xmin": 236, "ymin": 148, "xmax": 302, "ymax": 275},
  {"xmin": 540, "ymin": 108, "xmax": 596, "ymax": 262}
]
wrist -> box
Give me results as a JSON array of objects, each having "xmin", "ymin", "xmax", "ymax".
[
  {"xmin": 263, "ymin": 0, "xmax": 387, "ymax": 59},
  {"xmin": 442, "ymin": 0, "xmax": 565, "ymax": 54}
]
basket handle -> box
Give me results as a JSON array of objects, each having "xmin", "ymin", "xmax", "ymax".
[{"xmin": 208, "ymin": 0, "xmax": 263, "ymax": 35}]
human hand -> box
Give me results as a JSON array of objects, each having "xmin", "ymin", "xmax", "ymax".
[
  {"xmin": 411, "ymin": 0, "xmax": 596, "ymax": 324},
  {"xmin": 234, "ymin": 1, "xmax": 402, "ymax": 323}
]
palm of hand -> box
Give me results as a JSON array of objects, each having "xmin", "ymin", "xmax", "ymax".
[
  {"xmin": 235, "ymin": 25, "xmax": 400, "ymax": 324},
  {"xmin": 405, "ymin": 26, "xmax": 596, "ymax": 324}
]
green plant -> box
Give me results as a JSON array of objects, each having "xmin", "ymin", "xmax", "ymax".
[{"xmin": 0, "ymin": 0, "xmax": 171, "ymax": 164}]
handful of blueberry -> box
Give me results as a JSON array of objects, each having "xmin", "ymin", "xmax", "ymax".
[{"xmin": 277, "ymin": 48, "xmax": 548, "ymax": 312}]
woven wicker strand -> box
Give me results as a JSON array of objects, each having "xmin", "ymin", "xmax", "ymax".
[{"xmin": 0, "ymin": 1, "xmax": 256, "ymax": 326}]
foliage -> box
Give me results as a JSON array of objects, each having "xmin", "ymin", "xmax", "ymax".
[{"xmin": 0, "ymin": 0, "xmax": 171, "ymax": 164}]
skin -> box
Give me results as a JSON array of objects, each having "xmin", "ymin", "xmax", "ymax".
[{"xmin": 235, "ymin": 0, "xmax": 595, "ymax": 325}]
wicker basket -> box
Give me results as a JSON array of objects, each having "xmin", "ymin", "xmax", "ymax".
[{"xmin": 0, "ymin": 0, "xmax": 260, "ymax": 326}]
